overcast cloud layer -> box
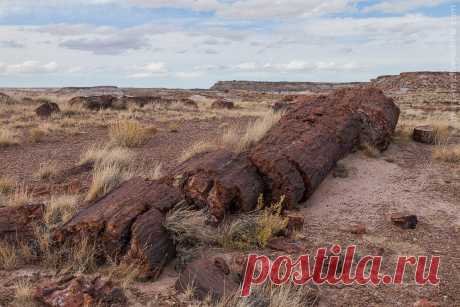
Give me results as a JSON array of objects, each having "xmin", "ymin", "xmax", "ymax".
[{"xmin": 0, "ymin": 0, "xmax": 458, "ymax": 88}]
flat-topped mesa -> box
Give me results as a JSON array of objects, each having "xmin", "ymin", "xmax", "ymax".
[{"xmin": 249, "ymin": 87, "xmax": 400, "ymax": 207}]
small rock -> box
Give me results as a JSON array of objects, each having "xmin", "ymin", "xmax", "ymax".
[
  {"xmin": 333, "ymin": 162, "xmax": 349, "ymax": 178},
  {"xmin": 272, "ymin": 101, "xmax": 288, "ymax": 112},
  {"xmin": 267, "ymin": 237, "xmax": 304, "ymax": 254},
  {"xmin": 347, "ymin": 223, "xmax": 367, "ymax": 235},
  {"xmin": 211, "ymin": 99, "xmax": 234, "ymax": 109},
  {"xmin": 413, "ymin": 126, "xmax": 436, "ymax": 144},
  {"xmin": 35, "ymin": 102, "xmax": 60, "ymax": 118},
  {"xmin": 391, "ymin": 213, "xmax": 418, "ymax": 229},
  {"xmin": 284, "ymin": 211, "xmax": 304, "ymax": 233}
]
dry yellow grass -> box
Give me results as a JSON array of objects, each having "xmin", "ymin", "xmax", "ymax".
[
  {"xmin": 79, "ymin": 145, "xmax": 133, "ymax": 167},
  {"xmin": 35, "ymin": 161, "xmax": 59, "ymax": 180},
  {"xmin": 109, "ymin": 120, "xmax": 155, "ymax": 147},
  {"xmin": 86, "ymin": 162, "xmax": 133, "ymax": 202},
  {"xmin": 361, "ymin": 143, "xmax": 381, "ymax": 158},
  {"xmin": 179, "ymin": 110, "xmax": 282, "ymax": 162},
  {"xmin": 8, "ymin": 184, "xmax": 32, "ymax": 207},
  {"xmin": 13, "ymin": 279, "xmax": 35, "ymax": 307},
  {"xmin": 0, "ymin": 128, "xmax": 19, "ymax": 147},
  {"xmin": 0, "ymin": 176, "xmax": 15, "ymax": 194},
  {"xmin": 433, "ymin": 144, "xmax": 460, "ymax": 163},
  {"xmin": 28, "ymin": 127, "xmax": 47, "ymax": 143},
  {"xmin": 44, "ymin": 194, "xmax": 79, "ymax": 227},
  {"xmin": 178, "ymin": 141, "xmax": 220, "ymax": 163},
  {"xmin": 0, "ymin": 242, "xmax": 18, "ymax": 270}
]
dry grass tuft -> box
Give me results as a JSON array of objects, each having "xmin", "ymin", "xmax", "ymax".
[
  {"xmin": 433, "ymin": 144, "xmax": 460, "ymax": 163},
  {"xmin": 8, "ymin": 184, "xmax": 32, "ymax": 207},
  {"xmin": 0, "ymin": 128, "xmax": 19, "ymax": 147},
  {"xmin": 178, "ymin": 141, "xmax": 220, "ymax": 163},
  {"xmin": 361, "ymin": 143, "xmax": 381, "ymax": 158},
  {"xmin": 109, "ymin": 120, "xmax": 154, "ymax": 147},
  {"xmin": 220, "ymin": 195, "xmax": 288, "ymax": 250},
  {"xmin": 28, "ymin": 127, "xmax": 47, "ymax": 143},
  {"xmin": 0, "ymin": 242, "xmax": 18, "ymax": 270},
  {"xmin": 35, "ymin": 161, "xmax": 59, "ymax": 180},
  {"xmin": 13, "ymin": 279, "xmax": 35, "ymax": 307},
  {"xmin": 0, "ymin": 176, "xmax": 16, "ymax": 194},
  {"xmin": 86, "ymin": 162, "xmax": 133, "ymax": 202},
  {"xmin": 44, "ymin": 194, "xmax": 79, "ymax": 227},
  {"xmin": 216, "ymin": 282, "xmax": 318, "ymax": 307},
  {"xmin": 79, "ymin": 145, "xmax": 133, "ymax": 168}
]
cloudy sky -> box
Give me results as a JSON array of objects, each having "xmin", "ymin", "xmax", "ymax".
[{"xmin": 0, "ymin": 0, "xmax": 458, "ymax": 88}]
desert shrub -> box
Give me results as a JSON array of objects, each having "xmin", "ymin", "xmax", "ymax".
[
  {"xmin": 0, "ymin": 176, "xmax": 15, "ymax": 194},
  {"xmin": 0, "ymin": 128, "xmax": 19, "ymax": 147},
  {"xmin": 109, "ymin": 120, "xmax": 154, "ymax": 147}
]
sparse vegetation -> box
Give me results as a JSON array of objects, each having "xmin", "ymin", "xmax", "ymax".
[
  {"xmin": 8, "ymin": 184, "xmax": 32, "ymax": 207},
  {"xmin": 0, "ymin": 128, "xmax": 19, "ymax": 147},
  {"xmin": 86, "ymin": 162, "xmax": 133, "ymax": 202},
  {"xmin": 44, "ymin": 194, "xmax": 79, "ymax": 227},
  {"xmin": 178, "ymin": 141, "xmax": 220, "ymax": 163},
  {"xmin": 35, "ymin": 160, "xmax": 59, "ymax": 180},
  {"xmin": 109, "ymin": 120, "xmax": 155, "ymax": 147},
  {"xmin": 0, "ymin": 241, "xmax": 18, "ymax": 270},
  {"xmin": 28, "ymin": 127, "xmax": 47, "ymax": 143},
  {"xmin": 79, "ymin": 145, "xmax": 133, "ymax": 168},
  {"xmin": 216, "ymin": 282, "xmax": 318, "ymax": 307},
  {"xmin": 13, "ymin": 279, "xmax": 35, "ymax": 307},
  {"xmin": 433, "ymin": 144, "xmax": 460, "ymax": 163},
  {"xmin": 0, "ymin": 176, "xmax": 15, "ymax": 194},
  {"xmin": 361, "ymin": 143, "xmax": 381, "ymax": 158}
]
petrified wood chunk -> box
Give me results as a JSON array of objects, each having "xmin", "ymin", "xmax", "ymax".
[
  {"xmin": 250, "ymin": 87, "xmax": 400, "ymax": 207},
  {"xmin": 176, "ymin": 257, "xmax": 239, "ymax": 301},
  {"xmin": 55, "ymin": 177, "xmax": 183, "ymax": 278},
  {"xmin": 0, "ymin": 204, "xmax": 44, "ymax": 241},
  {"xmin": 413, "ymin": 125, "xmax": 436, "ymax": 144},
  {"xmin": 35, "ymin": 102, "xmax": 60, "ymax": 118},
  {"xmin": 123, "ymin": 208, "xmax": 176, "ymax": 280}
]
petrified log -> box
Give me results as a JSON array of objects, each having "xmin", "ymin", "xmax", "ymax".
[
  {"xmin": 0, "ymin": 204, "xmax": 44, "ymax": 241},
  {"xmin": 211, "ymin": 99, "xmax": 234, "ymax": 109},
  {"xmin": 35, "ymin": 275, "xmax": 127, "ymax": 307},
  {"xmin": 68, "ymin": 95, "xmax": 122, "ymax": 110},
  {"xmin": 413, "ymin": 125, "xmax": 436, "ymax": 144},
  {"xmin": 122, "ymin": 208, "xmax": 176, "ymax": 280},
  {"xmin": 176, "ymin": 150, "xmax": 264, "ymax": 220},
  {"xmin": 250, "ymin": 87, "xmax": 399, "ymax": 207},
  {"xmin": 55, "ymin": 177, "xmax": 183, "ymax": 278},
  {"xmin": 35, "ymin": 102, "xmax": 60, "ymax": 118},
  {"xmin": 176, "ymin": 257, "xmax": 239, "ymax": 301}
]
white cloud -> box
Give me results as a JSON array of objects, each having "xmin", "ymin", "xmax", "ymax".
[
  {"xmin": 0, "ymin": 60, "xmax": 59, "ymax": 74},
  {"xmin": 362, "ymin": 0, "xmax": 451, "ymax": 13},
  {"xmin": 176, "ymin": 71, "xmax": 203, "ymax": 79},
  {"xmin": 128, "ymin": 62, "xmax": 168, "ymax": 78}
]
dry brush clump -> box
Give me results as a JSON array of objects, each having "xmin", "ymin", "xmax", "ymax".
[
  {"xmin": 82, "ymin": 145, "xmax": 135, "ymax": 201},
  {"xmin": 8, "ymin": 183, "xmax": 32, "ymax": 207},
  {"xmin": 0, "ymin": 128, "xmax": 19, "ymax": 147},
  {"xmin": 216, "ymin": 282, "xmax": 319, "ymax": 307},
  {"xmin": 34, "ymin": 161, "xmax": 59, "ymax": 180},
  {"xmin": 178, "ymin": 110, "xmax": 282, "ymax": 163},
  {"xmin": 433, "ymin": 144, "xmax": 460, "ymax": 163},
  {"xmin": 109, "ymin": 120, "xmax": 156, "ymax": 147},
  {"xmin": 0, "ymin": 176, "xmax": 15, "ymax": 194}
]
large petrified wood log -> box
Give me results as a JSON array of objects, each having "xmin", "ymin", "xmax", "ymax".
[
  {"xmin": 175, "ymin": 150, "xmax": 264, "ymax": 220},
  {"xmin": 122, "ymin": 208, "xmax": 176, "ymax": 280},
  {"xmin": 0, "ymin": 204, "xmax": 44, "ymax": 241},
  {"xmin": 55, "ymin": 177, "xmax": 183, "ymax": 279},
  {"xmin": 250, "ymin": 87, "xmax": 400, "ymax": 207},
  {"xmin": 412, "ymin": 125, "xmax": 436, "ymax": 144}
]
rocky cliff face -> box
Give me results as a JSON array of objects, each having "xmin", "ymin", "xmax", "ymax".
[
  {"xmin": 210, "ymin": 80, "xmax": 368, "ymax": 93},
  {"xmin": 210, "ymin": 72, "xmax": 459, "ymax": 94}
]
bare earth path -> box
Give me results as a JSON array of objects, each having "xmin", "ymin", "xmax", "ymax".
[{"xmin": 301, "ymin": 141, "xmax": 460, "ymax": 306}]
